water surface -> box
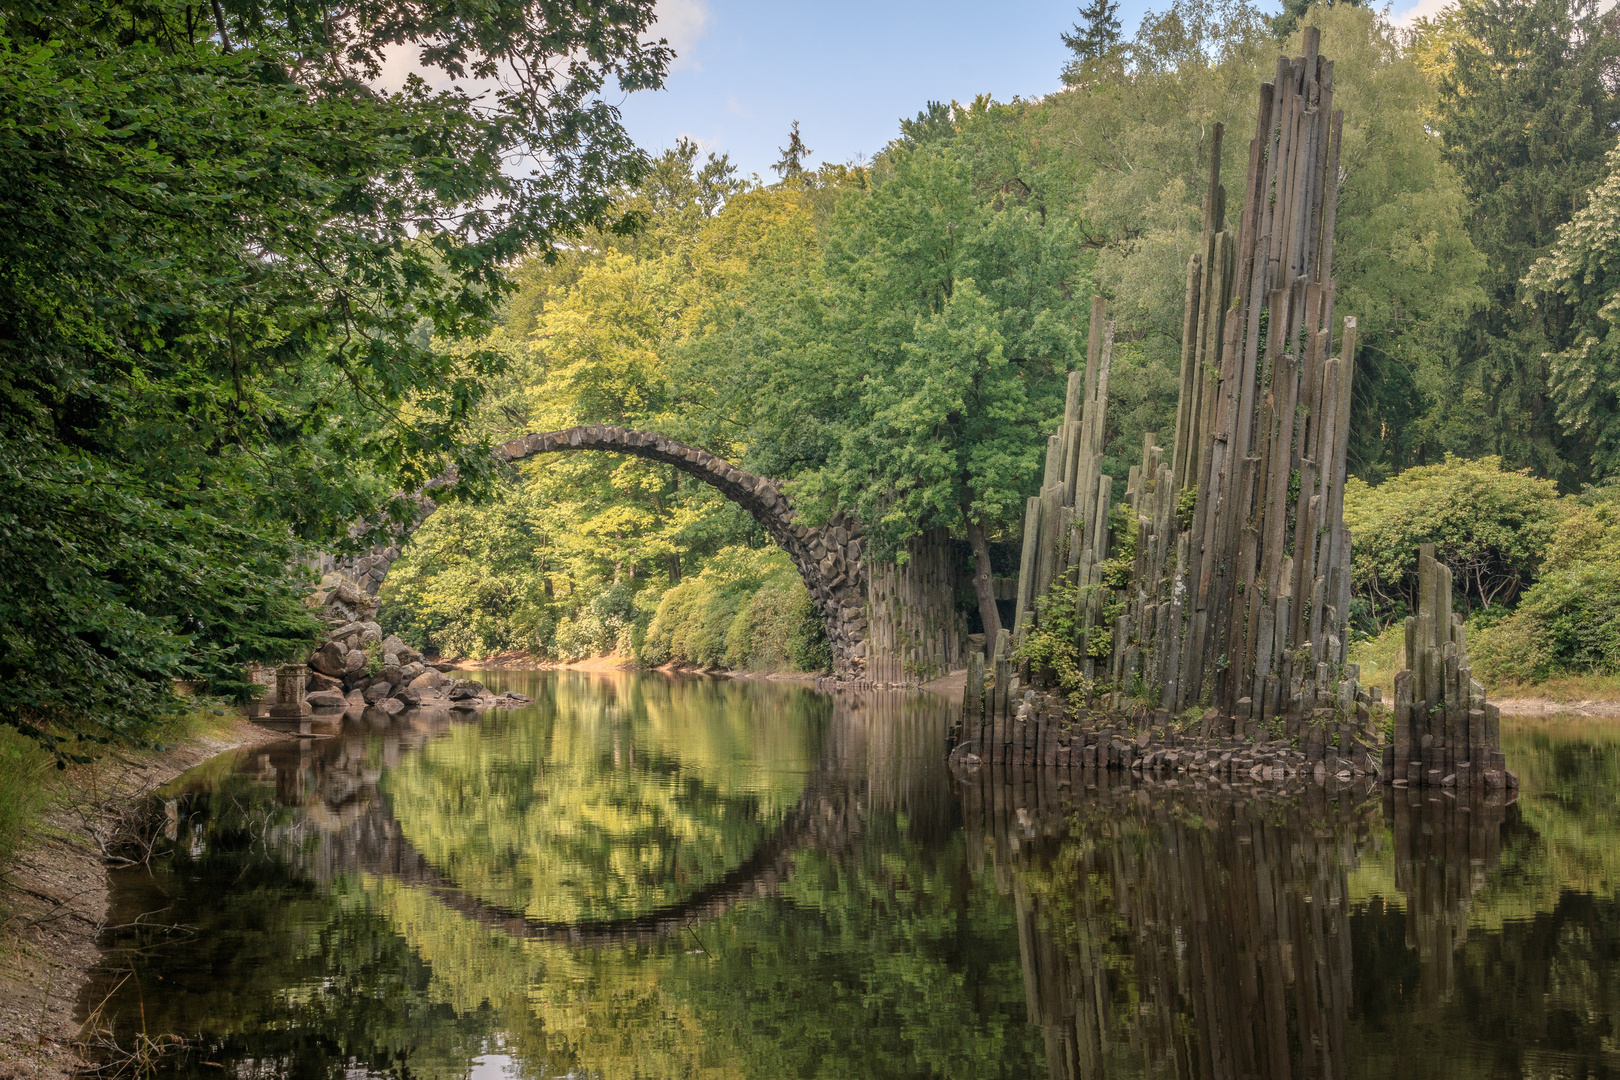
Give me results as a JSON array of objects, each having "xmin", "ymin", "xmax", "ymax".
[{"xmin": 82, "ymin": 673, "xmax": 1620, "ymax": 1078}]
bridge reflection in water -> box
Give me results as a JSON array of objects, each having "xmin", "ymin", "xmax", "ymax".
[
  {"xmin": 235, "ymin": 675, "xmax": 962, "ymax": 944},
  {"xmin": 956, "ymin": 765, "xmax": 1513, "ymax": 1080},
  {"xmin": 87, "ymin": 674, "xmax": 1058, "ymax": 1080}
]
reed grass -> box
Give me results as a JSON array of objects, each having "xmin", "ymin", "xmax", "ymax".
[{"xmin": 0, "ymin": 726, "xmax": 53, "ymax": 868}]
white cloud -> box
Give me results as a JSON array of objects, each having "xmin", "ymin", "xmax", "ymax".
[
  {"xmin": 653, "ymin": 0, "xmax": 711, "ymax": 72},
  {"xmin": 725, "ymin": 94, "xmax": 753, "ymax": 118},
  {"xmin": 1390, "ymin": 0, "xmax": 1452, "ymax": 28}
]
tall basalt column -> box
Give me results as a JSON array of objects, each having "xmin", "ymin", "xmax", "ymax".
[{"xmin": 1001, "ymin": 29, "xmax": 1373, "ymax": 738}]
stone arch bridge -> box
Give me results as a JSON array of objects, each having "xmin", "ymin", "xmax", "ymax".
[{"xmin": 327, "ymin": 425, "xmax": 966, "ymax": 682}]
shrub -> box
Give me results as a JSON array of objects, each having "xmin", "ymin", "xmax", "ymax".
[
  {"xmin": 725, "ymin": 577, "xmax": 831, "ymax": 672},
  {"xmin": 1541, "ymin": 497, "xmax": 1620, "ymax": 573},
  {"xmin": 1474, "ymin": 562, "xmax": 1620, "ymax": 685},
  {"xmin": 1343, "ymin": 455, "xmax": 1566, "ymax": 626},
  {"xmin": 639, "ymin": 547, "xmax": 829, "ymax": 672}
]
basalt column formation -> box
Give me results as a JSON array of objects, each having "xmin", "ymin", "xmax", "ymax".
[
  {"xmin": 1391, "ymin": 544, "xmax": 1508, "ymax": 790},
  {"xmin": 961, "ymin": 32, "xmax": 1508, "ymax": 785},
  {"xmin": 973, "ymin": 31, "xmax": 1442, "ymax": 751},
  {"xmin": 1159, "ymin": 35, "xmax": 1360, "ymax": 722}
]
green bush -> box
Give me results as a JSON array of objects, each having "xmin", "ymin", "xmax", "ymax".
[
  {"xmin": 1474, "ymin": 562, "xmax": 1620, "ymax": 685},
  {"xmin": 639, "ymin": 548, "xmax": 829, "ymax": 672},
  {"xmin": 725, "ymin": 577, "xmax": 832, "ymax": 672},
  {"xmin": 1541, "ymin": 497, "xmax": 1620, "ymax": 573},
  {"xmin": 1343, "ymin": 455, "xmax": 1566, "ymax": 626}
]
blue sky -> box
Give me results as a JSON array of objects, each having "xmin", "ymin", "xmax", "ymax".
[{"xmin": 617, "ymin": 0, "xmax": 1432, "ymax": 180}]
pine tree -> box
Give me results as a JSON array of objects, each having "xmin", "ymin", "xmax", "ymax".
[
  {"xmin": 1060, "ymin": 0, "xmax": 1121, "ymax": 62},
  {"xmin": 1272, "ymin": 0, "xmax": 1368, "ymax": 39},
  {"xmin": 1436, "ymin": 0, "xmax": 1620, "ymax": 486},
  {"xmin": 772, "ymin": 120, "xmax": 813, "ymax": 180}
]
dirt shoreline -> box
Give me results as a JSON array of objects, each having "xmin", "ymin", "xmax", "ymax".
[
  {"xmin": 1494, "ymin": 696, "xmax": 1620, "ymax": 717},
  {"xmin": 0, "ymin": 717, "xmax": 295, "ymax": 1079}
]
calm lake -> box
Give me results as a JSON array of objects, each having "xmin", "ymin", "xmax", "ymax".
[{"xmin": 81, "ymin": 671, "xmax": 1620, "ymax": 1078}]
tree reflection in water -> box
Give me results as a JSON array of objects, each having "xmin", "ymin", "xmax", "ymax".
[
  {"xmin": 81, "ymin": 676, "xmax": 1044, "ymax": 1079},
  {"xmin": 78, "ymin": 684, "xmax": 1620, "ymax": 1079}
]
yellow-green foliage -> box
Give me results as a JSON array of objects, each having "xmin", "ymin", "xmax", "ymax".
[
  {"xmin": 640, "ymin": 548, "xmax": 828, "ymax": 672},
  {"xmin": 1347, "ymin": 623, "xmax": 1404, "ymax": 699},
  {"xmin": 1342, "ymin": 455, "xmax": 1565, "ymax": 623},
  {"xmin": 1470, "ymin": 493, "xmax": 1620, "ymax": 686}
]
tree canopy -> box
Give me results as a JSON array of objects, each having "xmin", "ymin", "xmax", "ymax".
[{"xmin": 0, "ymin": 0, "xmax": 668, "ymax": 753}]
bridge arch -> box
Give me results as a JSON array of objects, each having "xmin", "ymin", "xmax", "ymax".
[{"xmin": 330, "ymin": 426, "xmax": 872, "ymax": 678}]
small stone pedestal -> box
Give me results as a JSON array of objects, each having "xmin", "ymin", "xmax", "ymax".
[{"xmin": 268, "ymin": 663, "xmax": 311, "ymax": 718}]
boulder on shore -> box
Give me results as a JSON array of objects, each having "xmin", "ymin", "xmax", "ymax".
[
  {"xmin": 310, "ymin": 642, "xmax": 347, "ymax": 677},
  {"xmin": 344, "ymin": 649, "xmax": 366, "ymax": 675},
  {"xmin": 410, "ymin": 670, "xmax": 445, "ymax": 691},
  {"xmin": 306, "ymin": 671, "xmax": 343, "ymax": 693},
  {"xmin": 363, "ymin": 682, "xmax": 393, "ymax": 703},
  {"xmin": 345, "ymin": 689, "xmax": 366, "ymax": 709},
  {"xmin": 305, "ymin": 689, "xmax": 347, "ymax": 709}
]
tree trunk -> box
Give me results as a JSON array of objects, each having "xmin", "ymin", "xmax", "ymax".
[{"xmin": 965, "ymin": 517, "xmax": 1001, "ymax": 652}]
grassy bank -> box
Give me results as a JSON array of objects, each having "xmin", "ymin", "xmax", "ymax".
[
  {"xmin": 0, "ymin": 705, "xmax": 285, "ymax": 1080},
  {"xmin": 0, "ymin": 703, "xmax": 241, "ymax": 877},
  {"xmin": 0, "ymin": 729, "xmax": 53, "ymax": 870},
  {"xmin": 1349, "ymin": 625, "xmax": 1620, "ymax": 706}
]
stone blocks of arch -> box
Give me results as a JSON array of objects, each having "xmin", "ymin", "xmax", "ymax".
[{"xmin": 325, "ymin": 425, "xmax": 878, "ymax": 680}]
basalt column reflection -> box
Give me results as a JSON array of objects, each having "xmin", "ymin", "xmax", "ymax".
[
  {"xmin": 1385, "ymin": 785, "xmax": 1513, "ymax": 1007},
  {"xmin": 956, "ymin": 767, "xmax": 1514, "ymax": 1079}
]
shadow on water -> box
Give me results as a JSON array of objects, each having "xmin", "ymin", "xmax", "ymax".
[{"xmin": 78, "ymin": 680, "xmax": 1620, "ymax": 1079}]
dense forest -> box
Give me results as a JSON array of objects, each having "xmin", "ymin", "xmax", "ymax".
[
  {"xmin": 8, "ymin": 0, "xmax": 1620, "ymax": 755},
  {"xmin": 378, "ymin": 0, "xmax": 1620, "ymax": 689}
]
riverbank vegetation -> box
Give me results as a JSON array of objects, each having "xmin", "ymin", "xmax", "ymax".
[{"xmin": 0, "ymin": 0, "xmax": 671, "ymax": 757}]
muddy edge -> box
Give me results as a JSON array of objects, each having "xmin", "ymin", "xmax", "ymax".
[{"xmin": 0, "ymin": 717, "xmax": 294, "ymax": 1079}]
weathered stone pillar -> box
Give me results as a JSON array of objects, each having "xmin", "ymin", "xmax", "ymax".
[
  {"xmin": 269, "ymin": 663, "xmax": 311, "ymax": 718},
  {"xmin": 864, "ymin": 528, "xmax": 968, "ymax": 686}
]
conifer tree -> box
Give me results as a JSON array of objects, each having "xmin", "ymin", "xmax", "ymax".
[
  {"xmin": 1436, "ymin": 0, "xmax": 1620, "ymax": 486},
  {"xmin": 1060, "ymin": 0, "xmax": 1122, "ymax": 62},
  {"xmin": 772, "ymin": 121, "xmax": 814, "ymax": 180}
]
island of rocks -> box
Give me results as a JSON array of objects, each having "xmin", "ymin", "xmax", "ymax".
[{"xmin": 258, "ymin": 579, "xmax": 531, "ymax": 719}]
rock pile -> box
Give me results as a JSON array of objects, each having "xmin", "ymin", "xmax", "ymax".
[
  {"xmin": 260, "ymin": 578, "xmax": 531, "ymax": 717},
  {"xmin": 950, "ymin": 684, "xmax": 1410, "ymax": 789}
]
